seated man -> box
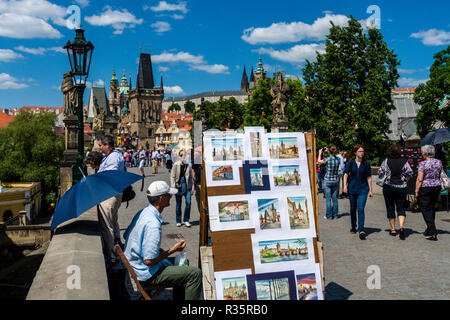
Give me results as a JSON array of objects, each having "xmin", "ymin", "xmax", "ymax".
[{"xmin": 123, "ymin": 180, "xmax": 203, "ymax": 300}]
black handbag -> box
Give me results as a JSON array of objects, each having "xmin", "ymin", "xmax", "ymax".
[{"xmin": 122, "ymin": 186, "xmax": 136, "ymax": 203}]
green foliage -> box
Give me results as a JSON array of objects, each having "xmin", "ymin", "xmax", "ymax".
[
  {"xmin": 0, "ymin": 111, "xmax": 64, "ymax": 196},
  {"xmin": 168, "ymin": 102, "xmax": 181, "ymax": 112},
  {"xmin": 414, "ymin": 45, "xmax": 450, "ymax": 138},
  {"xmin": 301, "ymin": 16, "xmax": 399, "ymax": 159},
  {"xmin": 193, "ymin": 97, "xmax": 245, "ymax": 130},
  {"xmin": 184, "ymin": 100, "xmax": 195, "ymax": 114},
  {"xmin": 285, "ymin": 79, "xmax": 311, "ymax": 132},
  {"xmin": 243, "ymin": 79, "xmax": 273, "ymax": 130}
]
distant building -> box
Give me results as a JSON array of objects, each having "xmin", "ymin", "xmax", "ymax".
[
  {"xmin": 155, "ymin": 112, "xmax": 193, "ymax": 150},
  {"xmin": 0, "ymin": 109, "xmax": 14, "ymax": 128}
]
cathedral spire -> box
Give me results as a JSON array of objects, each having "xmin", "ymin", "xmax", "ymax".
[{"xmin": 241, "ymin": 65, "xmax": 248, "ymax": 92}]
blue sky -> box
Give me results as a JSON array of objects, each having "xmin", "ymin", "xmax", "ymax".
[{"xmin": 0, "ymin": 0, "xmax": 449, "ymax": 109}]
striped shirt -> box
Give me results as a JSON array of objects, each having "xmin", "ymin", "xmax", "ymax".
[{"xmin": 323, "ymin": 156, "xmax": 340, "ymax": 181}]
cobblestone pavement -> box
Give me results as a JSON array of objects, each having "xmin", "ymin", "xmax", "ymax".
[{"xmin": 117, "ymin": 166, "xmax": 450, "ymax": 300}]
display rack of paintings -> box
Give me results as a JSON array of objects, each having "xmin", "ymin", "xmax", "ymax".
[{"xmin": 201, "ymin": 128, "xmax": 324, "ymax": 300}]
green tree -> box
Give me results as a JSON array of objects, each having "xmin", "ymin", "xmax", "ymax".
[
  {"xmin": 243, "ymin": 79, "xmax": 273, "ymax": 131},
  {"xmin": 302, "ymin": 16, "xmax": 399, "ymax": 161},
  {"xmin": 168, "ymin": 102, "xmax": 181, "ymax": 112},
  {"xmin": 184, "ymin": 100, "xmax": 195, "ymax": 114},
  {"xmin": 0, "ymin": 111, "xmax": 64, "ymax": 199},
  {"xmin": 414, "ymin": 45, "xmax": 450, "ymax": 138},
  {"xmin": 211, "ymin": 97, "xmax": 244, "ymax": 130},
  {"xmin": 285, "ymin": 78, "xmax": 312, "ymax": 132}
]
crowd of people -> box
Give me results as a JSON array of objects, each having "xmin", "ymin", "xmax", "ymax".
[{"xmin": 317, "ymin": 143, "xmax": 447, "ymax": 242}]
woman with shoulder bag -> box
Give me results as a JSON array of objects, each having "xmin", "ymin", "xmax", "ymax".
[
  {"xmin": 378, "ymin": 145, "xmax": 413, "ymax": 240},
  {"xmin": 415, "ymin": 145, "xmax": 443, "ymax": 241},
  {"xmin": 343, "ymin": 145, "xmax": 373, "ymax": 240}
]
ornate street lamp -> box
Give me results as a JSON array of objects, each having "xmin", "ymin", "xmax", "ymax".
[{"xmin": 64, "ymin": 27, "xmax": 94, "ymax": 184}]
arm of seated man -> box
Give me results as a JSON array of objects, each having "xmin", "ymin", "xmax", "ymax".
[{"xmin": 144, "ymin": 240, "xmax": 186, "ymax": 266}]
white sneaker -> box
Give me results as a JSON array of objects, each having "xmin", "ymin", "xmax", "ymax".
[
  {"xmin": 176, "ymin": 223, "xmax": 182, "ymax": 227},
  {"xmin": 183, "ymin": 221, "xmax": 191, "ymax": 227}
]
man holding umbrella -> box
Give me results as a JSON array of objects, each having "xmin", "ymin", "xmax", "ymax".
[{"xmin": 97, "ymin": 135, "xmax": 125, "ymax": 263}]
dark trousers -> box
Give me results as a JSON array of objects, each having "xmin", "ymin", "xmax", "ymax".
[
  {"xmin": 383, "ymin": 184, "xmax": 407, "ymax": 219},
  {"xmin": 349, "ymin": 192, "xmax": 368, "ymax": 232},
  {"xmin": 418, "ymin": 186, "xmax": 441, "ymax": 236}
]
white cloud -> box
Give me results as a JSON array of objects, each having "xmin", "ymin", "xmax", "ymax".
[
  {"xmin": 171, "ymin": 14, "xmax": 184, "ymax": 20},
  {"xmin": 13, "ymin": 45, "xmax": 65, "ymax": 55},
  {"xmin": 242, "ymin": 14, "xmax": 349, "ymax": 45},
  {"xmin": 146, "ymin": 1, "xmax": 188, "ymax": 14},
  {"xmin": 152, "ymin": 51, "xmax": 205, "ymax": 64},
  {"xmin": 0, "ymin": 49, "xmax": 24, "ymax": 62},
  {"xmin": 151, "ymin": 21, "xmax": 171, "ymax": 33},
  {"xmin": 410, "ymin": 29, "xmax": 450, "ymax": 46},
  {"xmin": 398, "ymin": 77, "xmax": 428, "ymax": 87},
  {"xmin": 189, "ymin": 64, "xmax": 230, "ymax": 74},
  {"xmin": 164, "ymin": 85, "xmax": 184, "ymax": 95},
  {"xmin": 256, "ymin": 43, "xmax": 325, "ymax": 64},
  {"xmin": 85, "ymin": 6, "xmax": 143, "ymax": 35},
  {"xmin": 0, "ymin": 12, "xmax": 62, "ymax": 39},
  {"xmin": 0, "ymin": 73, "xmax": 29, "ymax": 89},
  {"xmin": 158, "ymin": 66, "xmax": 170, "ymax": 72},
  {"xmin": 94, "ymin": 79, "xmax": 105, "ymax": 87},
  {"xmin": 74, "ymin": 0, "xmax": 89, "ymax": 8}
]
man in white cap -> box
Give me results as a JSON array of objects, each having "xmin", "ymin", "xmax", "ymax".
[{"xmin": 123, "ymin": 180, "xmax": 203, "ymax": 300}]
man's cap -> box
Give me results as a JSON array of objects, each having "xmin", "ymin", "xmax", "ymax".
[{"xmin": 147, "ymin": 181, "xmax": 178, "ymax": 197}]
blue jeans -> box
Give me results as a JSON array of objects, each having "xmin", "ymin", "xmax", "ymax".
[
  {"xmin": 324, "ymin": 180, "xmax": 339, "ymax": 218},
  {"xmin": 349, "ymin": 193, "xmax": 368, "ymax": 232},
  {"xmin": 176, "ymin": 189, "xmax": 192, "ymax": 223},
  {"xmin": 317, "ymin": 172, "xmax": 323, "ymax": 192}
]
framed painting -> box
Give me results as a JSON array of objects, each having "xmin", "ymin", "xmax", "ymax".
[
  {"xmin": 244, "ymin": 127, "xmax": 268, "ymax": 160},
  {"xmin": 246, "ymin": 270, "xmax": 297, "ymax": 300},
  {"xmin": 294, "ymin": 264, "xmax": 324, "ymax": 300},
  {"xmin": 249, "ymin": 193, "xmax": 289, "ymax": 233},
  {"xmin": 214, "ymin": 269, "xmax": 252, "ymax": 300},
  {"xmin": 283, "ymin": 190, "xmax": 316, "ymax": 237},
  {"xmin": 266, "ymin": 132, "xmax": 306, "ymax": 161},
  {"xmin": 242, "ymin": 160, "xmax": 270, "ymax": 193},
  {"xmin": 251, "ymin": 232, "xmax": 315, "ymax": 272},
  {"xmin": 204, "ymin": 133, "xmax": 245, "ymax": 162},
  {"xmin": 208, "ymin": 194, "xmax": 254, "ymax": 231},
  {"xmin": 205, "ymin": 161, "xmax": 241, "ymax": 187},
  {"xmin": 268, "ymin": 159, "xmax": 311, "ymax": 191}
]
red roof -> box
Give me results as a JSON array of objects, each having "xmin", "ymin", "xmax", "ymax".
[
  {"xmin": 0, "ymin": 110, "xmax": 14, "ymax": 128},
  {"xmin": 392, "ymin": 88, "xmax": 416, "ymax": 92}
]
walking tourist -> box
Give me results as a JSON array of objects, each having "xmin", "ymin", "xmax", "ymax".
[
  {"xmin": 170, "ymin": 149, "xmax": 194, "ymax": 227},
  {"xmin": 152, "ymin": 148, "xmax": 159, "ymax": 174},
  {"xmin": 165, "ymin": 150, "xmax": 173, "ymax": 172},
  {"xmin": 96, "ymin": 135, "xmax": 125, "ymax": 263},
  {"xmin": 343, "ymin": 145, "xmax": 373, "ymax": 240},
  {"xmin": 378, "ymin": 145, "xmax": 413, "ymax": 240},
  {"xmin": 318, "ymin": 146, "xmax": 340, "ymax": 219},
  {"xmin": 138, "ymin": 145, "xmax": 146, "ymax": 177},
  {"xmin": 415, "ymin": 145, "xmax": 443, "ymax": 241},
  {"xmin": 337, "ymin": 151, "xmax": 346, "ymax": 198},
  {"xmin": 123, "ymin": 180, "xmax": 203, "ymax": 300}
]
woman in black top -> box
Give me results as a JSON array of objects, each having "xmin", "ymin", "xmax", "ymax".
[{"xmin": 378, "ymin": 145, "xmax": 413, "ymax": 240}]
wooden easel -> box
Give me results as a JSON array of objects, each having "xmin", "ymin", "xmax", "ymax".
[{"xmin": 199, "ymin": 131, "xmax": 324, "ymax": 300}]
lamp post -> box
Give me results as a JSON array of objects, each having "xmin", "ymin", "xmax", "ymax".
[{"xmin": 64, "ymin": 27, "xmax": 94, "ymax": 184}]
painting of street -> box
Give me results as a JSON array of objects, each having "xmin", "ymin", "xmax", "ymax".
[
  {"xmin": 296, "ymin": 273, "xmax": 318, "ymax": 300},
  {"xmin": 211, "ymin": 138, "xmax": 244, "ymax": 161},
  {"xmin": 258, "ymin": 238, "xmax": 308, "ymax": 264},
  {"xmin": 221, "ymin": 276, "xmax": 248, "ymax": 300},
  {"xmin": 257, "ymin": 198, "xmax": 281, "ymax": 230},
  {"xmin": 250, "ymin": 168, "xmax": 264, "ymax": 187},
  {"xmin": 255, "ymin": 277, "xmax": 291, "ymax": 300},
  {"xmin": 286, "ymin": 196, "xmax": 310, "ymax": 229},
  {"xmin": 250, "ymin": 132, "xmax": 263, "ymax": 158},
  {"xmin": 212, "ymin": 165, "xmax": 234, "ymax": 181},
  {"xmin": 272, "ymin": 165, "xmax": 301, "ymax": 187},
  {"xmin": 268, "ymin": 137, "xmax": 299, "ymax": 159},
  {"xmin": 218, "ymin": 201, "xmax": 249, "ymax": 222}
]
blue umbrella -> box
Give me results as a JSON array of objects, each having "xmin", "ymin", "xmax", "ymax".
[
  {"xmin": 420, "ymin": 128, "xmax": 450, "ymax": 146},
  {"xmin": 51, "ymin": 170, "xmax": 144, "ymax": 230}
]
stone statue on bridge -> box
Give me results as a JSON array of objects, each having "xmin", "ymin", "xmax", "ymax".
[{"xmin": 61, "ymin": 72, "xmax": 78, "ymax": 117}]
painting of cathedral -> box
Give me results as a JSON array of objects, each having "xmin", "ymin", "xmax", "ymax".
[
  {"xmin": 272, "ymin": 165, "xmax": 301, "ymax": 187},
  {"xmin": 211, "ymin": 138, "xmax": 244, "ymax": 161},
  {"xmin": 268, "ymin": 137, "xmax": 299, "ymax": 159},
  {"xmin": 257, "ymin": 198, "xmax": 281, "ymax": 230},
  {"xmin": 286, "ymin": 196, "xmax": 310, "ymax": 229},
  {"xmin": 221, "ymin": 276, "xmax": 248, "ymax": 300}
]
